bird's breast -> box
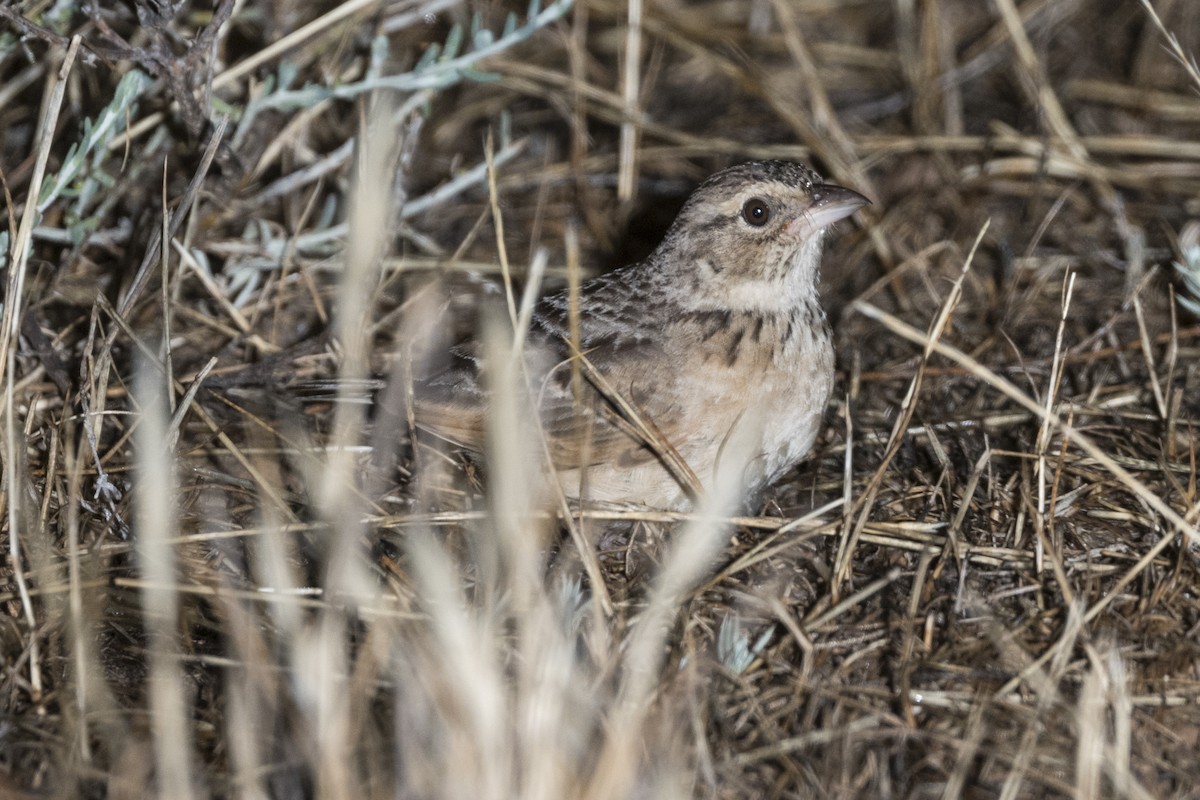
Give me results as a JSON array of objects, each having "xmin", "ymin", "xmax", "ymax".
[
  {"xmin": 652, "ymin": 305, "xmax": 834, "ymax": 493},
  {"xmin": 551, "ymin": 303, "xmax": 834, "ymax": 508}
]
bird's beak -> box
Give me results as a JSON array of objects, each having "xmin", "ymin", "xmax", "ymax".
[{"xmin": 786, "ymin": 184, "xmax": 871, "ymax": 239}]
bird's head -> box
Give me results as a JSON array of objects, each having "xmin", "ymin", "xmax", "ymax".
[{"xmin": 655, "ymin": 160, "xmax": 869, "ymax": 311}]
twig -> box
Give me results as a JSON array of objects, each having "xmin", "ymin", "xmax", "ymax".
[{"xmin": 1, "ymin": 34, "xmax": 81, "ymax": 705}]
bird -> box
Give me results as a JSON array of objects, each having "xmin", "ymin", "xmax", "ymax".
[{"xmin": 407, "ymin": 160, "xmax": 869, "ymax": 510}]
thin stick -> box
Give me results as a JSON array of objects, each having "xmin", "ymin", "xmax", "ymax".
[
  {"xmin": 485, "ymin": 133, "xmax": 519, "ymax": 327},
  {"xmin": 617, "ymin": 0, "xmax": 642, "ymax": 202},
  {"xmin": 0, "ymin": 36, "xmax": 80, "ymax": 388},
  {"xmin": 1, "ymin": 34, "xmax": 81, "ymax": 704},
  {"xmin": 161, "ymin": 158, "xmax": 176, "ymax": 414},
  {"xmin": 850, "ymin": 302, "xmax": 1200, "ymax": 642},
  {"xmin": 1034, "ymin": 271, "xmax": 1076, "ymax": 573},
  {"xmin": 1138, "ymin": 0, "xmax": 1200, "ymax": 91},
  {"xmin": 833, "ymin": 222, "xmax": 989, "ymax": 592}
]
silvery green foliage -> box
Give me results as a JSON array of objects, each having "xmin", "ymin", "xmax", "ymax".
[
  {"xmin": 0, "ymin": 69, "xmax": 149, "ymax": 271},
  {"xmin": 252, "ymin": 0, "xmax": 573, "ymax": 111},
  {"xmin": 717, "ymin": 614, "xmax": 774, "ymax": 676},
  {"xmin": 0, "ymin": 0, "xmax": 75, "ymax": 57},
  {"xmin": 41, "ymin": 70, "xmax": 151, "ymax": 244},
  {"xmin": 1175, "ymin": 221, "xmax": 1200, "ymax": 316}
]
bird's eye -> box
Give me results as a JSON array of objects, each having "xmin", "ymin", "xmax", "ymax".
[{"xmin": 741, "ymin": 197, "xmax": 771, "ymax": 227}]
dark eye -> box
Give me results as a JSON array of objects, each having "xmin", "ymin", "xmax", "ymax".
[{"xmin": 741, "ymin": 197, "xmax": 771, "ymax": 227}]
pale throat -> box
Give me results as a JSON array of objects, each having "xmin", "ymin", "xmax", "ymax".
[{"xmin": 697, "ymin": 234, "xmax": 826, "ymax": 314}]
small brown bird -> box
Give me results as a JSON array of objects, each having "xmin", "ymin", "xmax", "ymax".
[{"xmin": 411, "ymin": 161, "xmax": 869, "ymax": 509}]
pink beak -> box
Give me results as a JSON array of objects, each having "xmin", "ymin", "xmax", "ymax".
[{"xmin": 785, "ymin": 184, "xmax": 870, "ymax": 239}]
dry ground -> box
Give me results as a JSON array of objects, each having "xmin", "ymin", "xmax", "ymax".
[{"xmin": 2, "ymin": 1, "xmax": 1200, "ymax": 798}]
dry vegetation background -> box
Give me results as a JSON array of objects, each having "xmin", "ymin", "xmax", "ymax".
[{"xmin": 2, "ymin": 0, "xmax": 1200, "ymax": 797}]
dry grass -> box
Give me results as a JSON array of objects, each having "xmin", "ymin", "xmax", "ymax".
[{"xmin": 3, "ymin": 1, "xmax": 1200, "ymax": 797}]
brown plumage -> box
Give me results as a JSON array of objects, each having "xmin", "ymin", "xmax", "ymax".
[{"xmin": 410, "ymin": 161, "xmax": 869, "ymax": 509}]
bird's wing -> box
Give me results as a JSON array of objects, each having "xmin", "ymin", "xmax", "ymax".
[
  {"xmin": 408, "ymin": 343, "xmax": 490, "ymax": 451},
  {"xmin": 410, "ymin": 264, "xmax": 696, "ymax": 471},
  {"xmin": 534, "ymin": 344, "xmax": 679, "ymax": 472},
  {"xmin": 410, "ymin": 327, "xmax": 679, "ymax": 472}
]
